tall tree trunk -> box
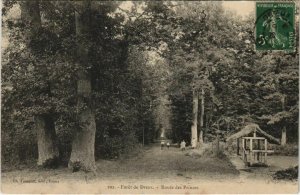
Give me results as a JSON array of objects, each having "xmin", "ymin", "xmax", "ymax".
[
  {"xmin": 21, "ymin": 1, "xmax": 59, "ymax": 167},
  {"xmin": 68, "ymin": 1, "xmax": 96, "ymax": 172},
  {"xmin": 281, "ymin": 126, "xmax": 287, "ymax": 146},
  {"xmin": 36, "ymin": 115, "xmax": 59, "ymax": 167},
  {"xmin": 281, "ymin": 95, "xmax": 287, "ymax": 146},
  {"xmin": 199, "ymin": 89, "xmax": 204, "ymax": 144},
  {"xmin": 191, "ymin": 90, "xmax": 198, "ymax": 148}
]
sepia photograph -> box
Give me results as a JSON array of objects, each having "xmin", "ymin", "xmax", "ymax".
[{"xmin": 1, "ymin": 0, "xmax": 299, "ymax": 193}]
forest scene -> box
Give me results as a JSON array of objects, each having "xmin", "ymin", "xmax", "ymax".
[{"xmin": 1, "ymin": 1, "xmax": 299, "ymax": 193}]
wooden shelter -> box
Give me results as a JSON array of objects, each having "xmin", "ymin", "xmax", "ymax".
[{"xmin": 226, "ymin": 123, "xmax": 280, "ymax": 166}]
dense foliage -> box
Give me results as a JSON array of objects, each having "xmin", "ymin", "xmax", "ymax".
[{"xmin": 1, "ymin": 1, "xmax": 299, "ymax": 168}]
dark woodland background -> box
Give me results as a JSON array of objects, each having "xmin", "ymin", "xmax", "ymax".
[{"xmin": 1, "ymin": 1, "xmax": 299, "ymax": 171}]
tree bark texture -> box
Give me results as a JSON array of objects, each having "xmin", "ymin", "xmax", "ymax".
[
  {"xmin": 36, "ymin": 115, "xmax": 59, "ymax": 167},
  {"xmin": 281, "ymin": 95, "xmax": 287, "ymax": 146},
  {"xmin": 68, "ymin": 1, "xmax": 97, "ymax": 172},
  {"xmin": 199, "ymin": 89, "xmax": 204, "ymax": 144},
  {"xmin": 191, "ymin": 90, "xmax": 198, "ymax": 148},
  {"xmin": 281, "ymin": 126, "xmax": 287, "ymax": 146},
  {"xmin": 21, "ymin": 0, "xmax": 59, "ymax": 167}
]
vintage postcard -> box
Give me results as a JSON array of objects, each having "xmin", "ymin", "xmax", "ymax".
[{"xmin": 1, "ymin": 1, "xmax": 299, "ymax": 194}]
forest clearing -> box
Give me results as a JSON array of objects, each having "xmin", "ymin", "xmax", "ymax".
[{"xmin": 1, "ymin": 1, "xmax": 299, "ymax": 194}]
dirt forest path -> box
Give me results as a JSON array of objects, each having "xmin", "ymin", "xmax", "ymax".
[
  {"xmin": 2, "ymin": 144, "xmax": 238, "ymax": 182},
  {"xmin": 2, "ymin": 145, "xmax": 298, "ymax": 194},
  {"xmin": 96, "ymin": 144, "xmax": 239, "ymax": 181}
]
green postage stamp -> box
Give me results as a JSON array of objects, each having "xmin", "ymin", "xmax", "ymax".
[{"xmin": 256, "ymin": 2, "xmax": 295, "ymax": 51}]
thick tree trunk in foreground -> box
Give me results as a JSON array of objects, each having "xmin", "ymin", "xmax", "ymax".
[
  {"xmin": 199, "ymin": 89, "xmax": 204, "ymax": 144},
  {"xmin": 68, "ymin": 1, "xmax": 97, "ymax": 172},
  {"xmin": 21, "ymin": 1, "xmax": 59, "ymax": 167},
  {"xmin": 281, "ymin": 126, "xmax": 287, "ymax": 146},
  {"xmin": 191, "ymin": 90, "xmax": 198, "ymax": 148},
  {"xmin": 36, "ymin": 115, "xmax": 59, "ymax": 167},
  {"xmin": 69, "ymin": 108, "xmax": 96, "ymax": 171}
]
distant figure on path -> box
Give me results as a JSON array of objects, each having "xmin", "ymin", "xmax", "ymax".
[
  {"xmin": 180, "ymin": 140, "xmax": 186, "ymax": 151},
  {"xmin": 161, "ymin": 141, "xmax": 165, "ymax": 150},
  {"xmin": 167, "ymin": 142, "xmax": 170, "ymax": 149}
]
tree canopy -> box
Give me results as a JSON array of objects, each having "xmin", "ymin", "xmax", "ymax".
[{"xmin": 2, "ymin": 1, "xmax": 298, "ymax": 169}]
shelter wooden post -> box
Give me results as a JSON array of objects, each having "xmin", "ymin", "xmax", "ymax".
[
  {"xmin": 253, "ymin": 131, "xmax": 256, "ymax": 162},
  {"xmin": 242, "ymin": 138, "xmax": 245, "ymax": 160},
  {"xmin": 257, "ymin": 139, "xmax": 261, "ymax": 161},
  {"xmin": 264, "ymin": 139, "xmax": 268, "ymax": 163},
  {"xmin": 249, "ymin": 138, "xmax": 253, "ymax": 166}
]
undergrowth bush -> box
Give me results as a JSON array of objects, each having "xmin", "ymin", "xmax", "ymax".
[
  {"xmin": 1, "ymin": 117, "xmax": 38, "ymax": 169},
  {"xmin": 186, "ymin": 142, "xmax": 227, "ymax": 159},
  {"xmin": 96, "ymin": 133, "xmax": 138, "ymax": 160},
  {"xmin": 202, "ymin": 142, "xmax": 227, "ymax": 159},
  {"xmin": 270, "ymin": 144, "xmax": 298, "ymax": 156},
  {"xmin": 273, "ymin": 166, "xmax": 298, "ymax": 180}
]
